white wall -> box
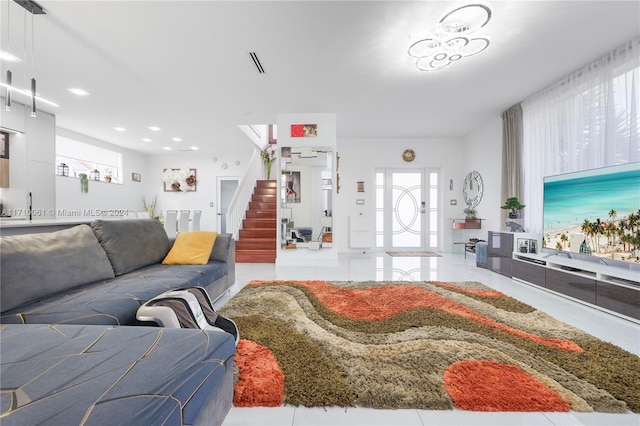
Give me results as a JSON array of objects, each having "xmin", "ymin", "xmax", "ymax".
[
  {"xmin": 146, "ymin": 143, "xmax": 255, "ymax": 231},
  {"xmin": 335, "ymin": 117, "xmax": 503, "ymax": 253},
  {"xmin": 55, "ymin": 128, "xmax": 150, "ymax": 219},
  {"xmin": 2, "ymin": 99, "xmax": 504, "ymax": 253},
  {"xmin": 336, "ymin": 137, "xmax": 470, "ymax": 253},
  {"xmin": 462, "ymin": 117, "xmax": 503, "ymax": 239}
]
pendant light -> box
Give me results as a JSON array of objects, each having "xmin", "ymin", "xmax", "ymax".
[
  {"xmin": 1, "ymin": 1, "xmax": 58, "ymax": 112},
  {"xmin": 9, "ymin": 0, "xmax": 48, "ymax": 115},
  {"xmin": 29, "ymin": 2, "xmax": 37, "ymax": 117},
  {"xmin": 5, "ymin": 70, "xmax": 12, "ymax": 112},
  {"xmin": 4, "ymin": 1, "xmax": 12, "ymax": 111}
]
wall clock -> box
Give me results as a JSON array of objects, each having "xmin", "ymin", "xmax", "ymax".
[
  {"xmin": 463, "ymin": 170, "xmax": 484, "ymax": 208},
  {"xmin": 402, "ymin": 149, "xmax": 415, "ymax": 162}
]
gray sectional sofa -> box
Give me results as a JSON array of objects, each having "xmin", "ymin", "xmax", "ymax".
[{"xmin": 0, "ymin": 219, "xmax": 237, "ymax": 425}]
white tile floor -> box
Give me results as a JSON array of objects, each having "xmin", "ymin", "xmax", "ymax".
[{"xmin": 216, "ymin": 252, "xmax": 640, "ymax": 426}]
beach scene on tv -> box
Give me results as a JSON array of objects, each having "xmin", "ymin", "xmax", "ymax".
[{"xmin": 543, "ymin": 163, "xmax": 640, "ymax": 263}]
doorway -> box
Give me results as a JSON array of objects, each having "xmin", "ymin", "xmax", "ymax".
[
  {"xmin": 217, "ymin": 177, "xmax": 239, "ymax": 233},
  {"xmin": 375, "ymin": 169, "xmax": 440, "ymax": 251}
]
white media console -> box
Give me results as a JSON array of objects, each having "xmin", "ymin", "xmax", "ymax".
[{"xmin": 487, "ymin": 231, "xmax": 640, "ymax": 323}]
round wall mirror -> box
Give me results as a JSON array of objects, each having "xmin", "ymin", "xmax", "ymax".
[{"xmin": 463, "ymin": 170, "xmax": 483, "ymax": 208}]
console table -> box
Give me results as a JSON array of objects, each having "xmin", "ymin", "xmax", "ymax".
[{"xmin": 452, "ymin": 219, "xmax": 483, "ymax": 256}]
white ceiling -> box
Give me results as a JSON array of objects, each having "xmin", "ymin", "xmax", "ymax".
[{"xmin": 1, "ymin": 1, "xmax": 639, "ymax": 155}]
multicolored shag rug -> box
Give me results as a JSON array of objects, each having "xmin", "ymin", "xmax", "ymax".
[{"xmin": 218, "ymin": 280, "xmax": 640, "ymax": 412}]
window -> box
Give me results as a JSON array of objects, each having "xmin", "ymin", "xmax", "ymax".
[
  {"xmin": 522, "ymin": 38, "xmax": 639, "ymax": 233},
  {"xmin": 56, "ymin": 136, "xmax": 123, "ymax": 184}
]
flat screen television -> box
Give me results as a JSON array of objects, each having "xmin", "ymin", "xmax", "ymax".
[{"xmin": 542, "ymin": 162, "xmax": 640, "ymax": 269}]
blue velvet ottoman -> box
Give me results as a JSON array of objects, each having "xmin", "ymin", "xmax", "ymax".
[{"xmin": 476, "ymin": 241, "xmax": 488, "ymax": 268}]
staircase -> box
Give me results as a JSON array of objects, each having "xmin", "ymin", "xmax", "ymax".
[{"xmin": 235, "ymin": 180, "xmax": 277, "ymax": 263}]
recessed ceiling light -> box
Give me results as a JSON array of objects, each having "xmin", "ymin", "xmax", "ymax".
[
  {"xmin": 163, "ymin": 146, "xmax": 172, "ymax": 150},
  {"xmin": 190, "ymin": 146, "xmax": 199, "ymax": 150},
  {"xmin": 113, "ymin": 127, "xmax": 126, "ymax": 132},
  {"xmin": 142, "ymin": 138, "xmax": 152, "ymax": 142},
  {"xmin": 0, "ymin": 51, "xmax": 21, "ymax": 62},
  {"xmin": 172, "ymin": 137, "xmax": 182, "ymax": 142},
  {"xmin": 148, "ymin": 126, "xmax": 162, "ymax": 131},
  {"xmin": 68, "ymin": 88, "xmax": 89, "ymax": 96}
]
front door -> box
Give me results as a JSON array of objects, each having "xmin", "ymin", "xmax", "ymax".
[{"xmin": 376, "ymin": 169, "xmax": 440, "ymax": 251}]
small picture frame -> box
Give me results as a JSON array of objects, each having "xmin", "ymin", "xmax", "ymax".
[
  {"xmin": 131, "ymin": 172, "xmax": 141, "ymax": 182},
  {"xmin": 357, "ymin": 181, "xmax": 364, "ymax": 192}
]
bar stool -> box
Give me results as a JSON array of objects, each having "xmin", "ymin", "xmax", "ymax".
[
  {"xmin": 164, "ymin": 210, "xmax": 178, "ymax": 238},
  {"xmin": 191, "ymin": 210, "xmax": 201, "ymax": 231}
]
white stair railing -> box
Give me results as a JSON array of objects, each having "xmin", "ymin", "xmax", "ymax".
[{"xmin": 226, "ymin": 149, "xmax": 264, "ymax": 239}]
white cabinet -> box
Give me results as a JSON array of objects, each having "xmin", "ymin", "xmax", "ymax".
[
  {"xmin": 27, "ymin": 160, "xmax": 55, "ymax": 219},
  {"xmin": 26, "ymin": 112, "xmax": 55, "ymax": 163},
  {"xmin": 0, "ymin": 105, "xmax": 55, "ymax": 218}
]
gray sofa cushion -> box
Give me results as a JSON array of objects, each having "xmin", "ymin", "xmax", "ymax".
[
  {"xmin": 0, "ymin": 324, "xmax": 235, "ymax": 426},
  {"xmin": 91, "ymin": 219, "xmax": 170, "ymax": 276},
  {"xmin": 0, "ymin": 225, "xmax": 115, "ymax": 313},
  {"xmin": 210, "ymin": 233, "xmax": 232, "ymax": 262},
  {"xmin": 0, "ymin": 261, "xmax": 228, "ymax": 325}
]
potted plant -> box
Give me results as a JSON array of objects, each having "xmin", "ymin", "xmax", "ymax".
[
  {"xmin": 463, "ymin": 205, "xmax": 476, "ymax": 220},
  {"xmin": 79, "ymin": 173, "xmax": 89, "ymax": 193},
  {"xmin": 501, "ymin": 197, "xmax": 525, "ymax": 219}
]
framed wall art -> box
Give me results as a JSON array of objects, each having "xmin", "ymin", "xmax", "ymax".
[
  {"xmin": 162, "ymin": 168, "xmax": 197, "ymax": 192},
  {"xmin": 290, "ymin": 124, "xmax": 317, "ymax": 138}
]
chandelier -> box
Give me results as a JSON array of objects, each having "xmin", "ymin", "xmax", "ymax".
[{"xmin": 408, "ymin": 4, "xmax": 492, "ymax": 72}]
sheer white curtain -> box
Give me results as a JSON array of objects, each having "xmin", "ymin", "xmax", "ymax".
[{"xmin": 522, "ymin": 38, "xmax": 640, "ymax": 233}]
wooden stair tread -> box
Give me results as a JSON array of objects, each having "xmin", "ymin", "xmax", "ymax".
[{"xmin": 235, "ymin": 180, "xmax": 278, "ymax": 263}]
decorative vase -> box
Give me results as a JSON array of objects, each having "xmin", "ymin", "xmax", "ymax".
[{"xmin": 266, "ymin": 161, "xmax": 272, "ymax": 180}]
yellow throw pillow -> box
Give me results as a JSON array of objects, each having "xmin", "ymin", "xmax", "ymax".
[{"xmin": 162, "ymin": 231, "xmax": 218, "ymax": 265}]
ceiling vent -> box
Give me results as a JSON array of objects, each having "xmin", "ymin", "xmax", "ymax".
[
  {"xmin": 15, "ymin": 0, "xmax": 46, "ymax": 14},
  {"xmin": 249, "ymin": 52, "xmax": 265, "ymax": 74}
]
